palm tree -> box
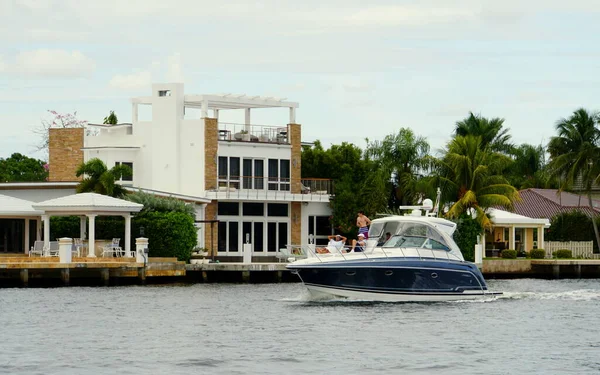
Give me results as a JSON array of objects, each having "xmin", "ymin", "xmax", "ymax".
[
  {"xmin": 75, "ymin": 158, "xmax": 132, "ymax": 197},
  {"xmin": 365, "ymin": 128, "xmax": 430, "ymax": 206},
  {"xmin": 103, "ymin": 111, "xmax": 118, "ymax": 125},
  {"xmin": 454, "ymin": 112, "xmax": 513, "ymax": 153},
  {"xmin": 430, "ymin": 135, "xmax": 520, "ymax": 230},
  {"xmin": 508, "ymin": 143, "xmax": 556, "ymax": 189},
  {"xmin": 547, "ymin": 108, "xmax": 600, "ymax": 248}
]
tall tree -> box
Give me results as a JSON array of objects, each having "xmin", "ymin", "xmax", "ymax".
[
  {"xmin": 103, "ymin": 111, "xmax": 118, "ymax": 125},
  {"xmin": 0, "ymin": 153, "xmax": 48, "ymax": 182},
  {"xmin": 429, "ymin": 135, "xmax": 520, "ymax": 230},
  {"xmin": 75, "ymin": 158, "xmax": 132, "ymax": 198},
  {"xmin": 365, "ymin": 128, "xmax": 430, "ymax": 206},
  {"xmin": 507, "ymin": 143, "xmax": 556, "ymax": 189},
  {"xmin": 454, "ymin": 112, "xmax": 513, "ymax": 153},
  {"xmin": 547, "ymin": 108, "xmax": 600, "ymax": 249}
]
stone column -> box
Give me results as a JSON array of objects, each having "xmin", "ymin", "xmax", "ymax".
[
  {"xmin": 87, "ymin": 214, "xmax": 97, "ymax": 257},
  {"xmin": 288, "ymin": 123, "xmax": 302, "ymax": 194},
  {"xmin": 58, "ymin": 237, "xmax": 73, "ymax": 264},
  {"xmin": 136, "ymin": 237, "xmax": 149, "ymax": 263}
]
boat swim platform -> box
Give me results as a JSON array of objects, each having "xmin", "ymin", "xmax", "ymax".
[{"xmin": 0, "ymin": 255, "xmax": 186, "ymax": 287}]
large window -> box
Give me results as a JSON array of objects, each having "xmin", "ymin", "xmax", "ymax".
[
  {"xmin": 218, "ymin": 202, "xmax": 239, "ymax": 216},
  {"xmin": 308, "ymin": 215, "xmax": 332, "ymax": 245},
  {"xmin": 218, "ymin": 221, "xmax": 239, "ymax": 252},
  {"xmin": 115, "ymin": 161, "xmax": 133, "ymax": 182},
  {"xmin": 218, "ymin": 157, "xmax": 240, "ymax": 189},
  {"xmin": 268, "ymin": 158, "xmax": 290, "ymax": 191}
]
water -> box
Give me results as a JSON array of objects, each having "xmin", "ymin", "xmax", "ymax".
[{"xmin": 1, "ymin": 279, "xmax": 600, "ymax": 375}]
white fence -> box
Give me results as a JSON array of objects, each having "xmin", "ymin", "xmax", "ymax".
[{"xmin": 544, "ymin": 241, "xmax": 595, "ymax": 259}]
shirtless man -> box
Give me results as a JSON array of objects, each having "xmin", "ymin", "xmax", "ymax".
[{"xmin": 356, "ymin": 211, "xmax": 371, "ymax": 239}]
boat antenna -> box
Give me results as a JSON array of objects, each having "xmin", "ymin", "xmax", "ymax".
[{"xmin": 428, "ymin": 187, "xmax": 442, "ymax": 217}]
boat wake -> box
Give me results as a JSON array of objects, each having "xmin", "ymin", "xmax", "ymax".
[{"xmin": 496, "ymin": 289, "xmax": 600, "ymax": 301}]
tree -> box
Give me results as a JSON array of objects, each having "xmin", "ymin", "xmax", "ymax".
[
  {"xmin": 454, "ymin": 112, "xmax": 513, "ymax": 153},
  {"xmin": 75, "ymin": 158, "xmax": 132, "ymax": 198},
  {"xmin": 103, "ymin": 111, "xmax": 118, "ymax": 125},
  {"xmin": 507, "ymin": 143, "xmax": 556, "ymax": 189},
  {"xmin": 0, "ymin": 153, "xmax": 48, "ymax": 182},
  {"xmin": 547, "ymin": 108, "xmax": 600, "ymax": 250},
  {"xmin": 365, "ymin": 128, "xmax": 430, "ymax": 206},
  {"xmin": 33, "ymin": 110, "xmax": 87, "ymax": 156},
  {"xmin": 429, "ymin": 135, "xmax": 520, "ymax": 230},
  {"xmin": 301, "ymin": 141, "xmax": 388, "ymax": 238}
]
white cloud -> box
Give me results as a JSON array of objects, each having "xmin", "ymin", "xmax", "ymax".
[
  {"xmin": 109, "ymin": 71, "xmax": 153, "ymax": 91},
  {"xmin": 7, "ymin": 49, "xmax": 96, "ymax": 78}
]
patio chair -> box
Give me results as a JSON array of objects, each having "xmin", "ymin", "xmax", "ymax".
[
  {"xmin": 45, "ymin": 241, "xmax": 60, "ymax": 257},
  {"xmin": 72, "ymin": 238, "xmax": 84, "ymax": 257},
  {"xmin": 102, "ymin": 238, "xmax": 122, "ymax": 257},
  {"xmin": 29, "ymin": 241, "xmax": 44, "ymax": 257}
]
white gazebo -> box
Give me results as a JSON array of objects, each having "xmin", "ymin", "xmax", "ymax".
[
  {"xmin": 0, "ymin": 194, "xmax": 44, "ymax": 253},
  {"xmin": 32, "ymin": 193, "xmax": 143, "ymax": 257},
  {"xmin": 487, "ymin": 208, "xmax": 551, "ymax": 253}
]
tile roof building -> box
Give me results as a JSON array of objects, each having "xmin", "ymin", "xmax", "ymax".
[{"xmin": 512, "ymin": 189, "xmax": 600, "ymax": 219}]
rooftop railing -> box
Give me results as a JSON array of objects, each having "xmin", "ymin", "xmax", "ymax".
[
  {"xmin": 301, "ymin": 178, "xmax": 334, "ymax": 195},
  {"xmin": 218, "ymin": 122, "xmax": 289, "ymax": 144}
]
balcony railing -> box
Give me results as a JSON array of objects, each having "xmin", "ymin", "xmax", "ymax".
[
  {"xmin": 214, "ymin": 176, "xmax": 333, "ymax": 196},
  {"xmin": 218, "ymin": 122, "xmax": 289, "ymax": 144},
  {"xmin": 301, "ymin": 178, "xmax": 333, "ymax": 195}
]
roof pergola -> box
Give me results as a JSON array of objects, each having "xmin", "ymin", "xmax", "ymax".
[{"xmin": 32, "ymin": 193, "xmax": 143, "ymax": 258}]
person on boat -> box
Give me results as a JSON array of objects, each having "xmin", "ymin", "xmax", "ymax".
[
  {"xmin": 356, "ymin": 211, "xmax": 371, "ymax": 239},
  {"xmin": 377, "ymin": 232, "xmax": 392, "ymax": 246},
  {"xmin": 316, "ymin": 234, "xmax": 347, "ymax": 254},
  {"xmin": 350, "ymin": 233, "xmax": 366, "ymax": 252}
]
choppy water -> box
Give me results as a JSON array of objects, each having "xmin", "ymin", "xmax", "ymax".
[{"xmin": 1, "ymin": 279, "xmax": 599, "ymax": 375}]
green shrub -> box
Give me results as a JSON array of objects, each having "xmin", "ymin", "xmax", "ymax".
[
  {"xmin": 547, "ymin": 210, "xmax": 599, "ymax": 251},
  {"xmin": 530, "ymin": 248, "xmax": 546, "ymax": 259},
  {"xmin": 501, "ymin": 249, "xmax": 517, "ymax": 259},
  {"xmin": 50, "ymin": 216, "xmax": 80, "ymax": 239},
  {"xmin": 553, "ymin": 249, "xmax": 572, "ymax": 259},
  {"xmin": 132, "ymin": 211, "xmax": 197, "ymax": 262},
  {"xmin": 453, "ymin": 214, "xmax": 482, "ymax": 262}
]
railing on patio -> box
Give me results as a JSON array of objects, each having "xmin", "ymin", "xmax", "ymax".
[
  {"xmin": 544, "ymin": 241, "xmax": 595, "ymax": 259},
  {"xmin": 218, "ymin": 122, "xmax": 289, "ymax": 144},
  {"xmin": 301, "ymin": 178, "xmax": 333, "ymax": 195}
]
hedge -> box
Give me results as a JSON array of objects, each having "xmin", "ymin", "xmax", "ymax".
[
  {"xmin": 501, "ymin": 249, "xmax": 517, "ymax": 259},
  {"xmin": 530, "ymin": 249, "xmax": 545, "ymax": 259},
  {"xmin": 546, "ymin": 210, "xmax": 600, "ymax": 251},
  {"xmin": 49, "ymin": 212, "xmax": 197, "ymax": 262},
  {"xmin": 553, "ymin": 249, "xmax": 572, "ymax": 259}
]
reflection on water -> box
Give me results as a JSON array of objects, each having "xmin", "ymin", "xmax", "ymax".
[{"xmin": 1, "ymin": 279, "xmax": 600, "ymax": 375}]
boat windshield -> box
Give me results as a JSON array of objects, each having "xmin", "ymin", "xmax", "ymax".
[{"xmin": 381, "ymin": 222, "xmax": 451, "ymax": 251}]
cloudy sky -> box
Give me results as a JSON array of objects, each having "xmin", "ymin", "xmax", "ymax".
[{"xmin": 2, "ymin": 0, "xmax": 600, "ymax": 160}]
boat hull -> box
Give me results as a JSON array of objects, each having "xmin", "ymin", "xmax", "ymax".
[{"xmin": 288, "ymin": 258, "xmax": 500, "ymax": 302}]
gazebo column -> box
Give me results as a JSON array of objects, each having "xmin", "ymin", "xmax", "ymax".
[
  {"xmin": 42, "ymin": 214, "xmax": 50, "ymax": 250},
  {"xmin": 36, "ymin": 218, "xmax": 41, "ymax": 240},
  {"xmin": 24, "ymin": 219, "xmax": 30, "ymax": 255},
  {"xmin": 124, "ymin": 213, "xmax": 132, "ymax": 257},
  {"xmin": 538, "ymin": 225, "xmax": 545, "ymax": 249},
  {"xmin": 80, "ymin": 216, "xmax": 87, "ymax": 239},
  {"xmin": 87, "ymin": 214, "xmax": 97, "ymax": 258},
  {"xmin": 509, "ymin": 225, "xmax": 516, "ymax": 251}
]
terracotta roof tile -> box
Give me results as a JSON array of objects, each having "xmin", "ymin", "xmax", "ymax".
[{"xmin": 511, "ymin": 189, "xmax": 600, "ymax": 219}]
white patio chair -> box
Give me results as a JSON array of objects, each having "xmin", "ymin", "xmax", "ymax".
[
  {"xmin": 29, "ymin": 241, "xmax": 44, "ymax": 257},
  {"xmin": 102, "ymin": 238, "xmax": 122, "ymax": 257},
  {"xmin": 72, "ymin": 238, "xmax": 84, "ymax": 257},
  {"xmin": 45, "ymin": 241, "xmax": 60, "ymax": 257}
]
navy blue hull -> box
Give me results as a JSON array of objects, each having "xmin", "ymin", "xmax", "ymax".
[{"xmin": 287, "ymin": 258, "xmax": 488, "ymax": 295}]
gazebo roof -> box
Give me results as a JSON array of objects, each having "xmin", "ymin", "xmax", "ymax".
[
  {"xmin": 489, "ymin": 208, "xmax": 550, "ymax": 227},
  {"xmin": 0, "ymin": 194, "xmax": 44, "ymax": 216},
  {"xmin": 32, "ymin": 193, "xmax": 143, "ymax": 214}
]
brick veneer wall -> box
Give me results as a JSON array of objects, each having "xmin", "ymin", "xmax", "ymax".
[
  {"xmin": 291, "ymin": 202, "xmax": 302, "ymax": 245},
  {"xmin": 49, "ymin": 128, "xmax": 84, "ymax": 182},
  {"xmin": 289, "ymin": 123, "xmax": 301, "ymax": 194},
  {"xmin": 204, "ymin": 201, "xmax": 218, "ymax": 256},
  {"xmin": 204, "ymin": 118, "xmax": 218, "ymax": 191}
]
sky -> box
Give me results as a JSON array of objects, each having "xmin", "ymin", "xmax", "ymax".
[{"xmin": 2, "ymin": 0, "xmax": 600, "ymax": 160}]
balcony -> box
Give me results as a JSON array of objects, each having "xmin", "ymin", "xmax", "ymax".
[
  {"xmin": 218, "ymin": 123, "xmax": 289, "ymax": 144},
  {"xmin": 205, "ymin": 177, "xmax": 333, "ymax": 202}
]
